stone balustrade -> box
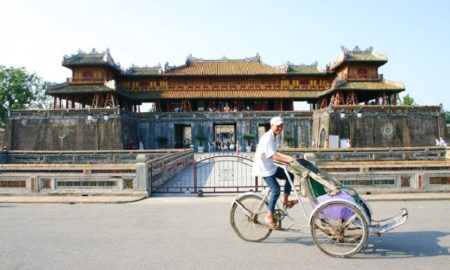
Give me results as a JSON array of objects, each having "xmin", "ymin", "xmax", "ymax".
[
  {"xmin": 0, "ymin": 149, "xmax": 193, "ymax": 196},
  {"xmin": 282, "ymin": 146, "xmax": 448, "ymax": 162}
]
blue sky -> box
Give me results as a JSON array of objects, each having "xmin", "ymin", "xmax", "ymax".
[{"xmin": 1, "ymin": 0, "xmax": 449, "ymax": 110}]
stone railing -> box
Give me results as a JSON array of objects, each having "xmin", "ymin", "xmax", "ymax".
[
  {"xmin": 9, "ymin": 108, "xmax": 315, "ymax": 121},
  {"xmin": 282, "ymin": 146, "xmax": 448, "ymax": 162},
  {"xmin": 148, "ymin": 150, "xmax": 194, "ymax": 191},
  {"xmin": 128, "ymin": 110, "xmax": 313, "ymax": 120},
  {"xmin": 0, "ymin": 149, "xmax": 192, "ymax": 196},
  {"xmin": 328, "ymin": 105, "xmax": 443, "ymax": 114},
  {"xmin": 0, "ymin": 149, "xmax": 186, "ymax": 164},
  {"xmin": 282, "ymin": 147, "xmax": 450, "ymax": 193},
  {"xmin": 0, "ymin": 162, "xmax": 139, "ymax": 195},
  {"xmin": 9, "ymin": 108, "xmax": 121, "ymax": 118}
]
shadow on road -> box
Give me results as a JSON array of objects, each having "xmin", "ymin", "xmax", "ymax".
[
  {"xmin": 262, "ymin": 235, "xmax": 316, "ymax": 247},
  {"xmin": 249, "ymin": 231, "xmax": 450, "ymax": 258},
  {"xmin": 362, "ymin": 231, "xmax": 450, "ymax": 258}
]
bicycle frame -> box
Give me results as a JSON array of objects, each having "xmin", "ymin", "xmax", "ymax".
[
  {"xmin": 232, "ymin": 163, "xmax": 313, "ymax": 232},
  {"xmin": 230, "ymin": 159, "xmax": 409, "ymax": 257}
]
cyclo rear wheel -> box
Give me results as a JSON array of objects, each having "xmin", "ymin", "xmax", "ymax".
[
  {"xmin": 310, "ymin": 201, "xmax": 369, "ymax": 258},
  {"xmin": 230, "ymin": 194, "xmax": 272, "ymax": 242}
]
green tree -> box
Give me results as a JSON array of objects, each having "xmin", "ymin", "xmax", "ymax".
[
  {"xmin": 446, "ymin": 111, "xmax": 450, "ymax": 124},
  {"xmin": 0, "ymin": 66, "xmax": 49, "ymax": 127},
  {"xmin": 243, "ymin": 134, "xmax": 255, "ymax": 146},
  {"xmin": 401, "ymin": 93, "xmax": 416, "ymax": 106},
  {"xmin": 195, "ymin": 134, "xmax": 207, "ymax": 147},
  {"xmin": 283, "ymin": 134, "xmax": 294, "ymax": 147}
]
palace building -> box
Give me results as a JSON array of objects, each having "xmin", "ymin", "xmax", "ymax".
[
  {"xmin": 2, "ymin": 47, "xmax": 446, "ymax": 151},
  {"xmin": 48, "ymin": 46, "xmax": 403, "ymax": 112}
]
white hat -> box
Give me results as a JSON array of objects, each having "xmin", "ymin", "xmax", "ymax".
[{"xmin": 270, "ymin": 116, "xmax": 283, "ymax": 126}]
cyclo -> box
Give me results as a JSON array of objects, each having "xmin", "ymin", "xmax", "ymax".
[{"xmin": 230, "ymin": 158, "xmax": 408, "ymax": 258}]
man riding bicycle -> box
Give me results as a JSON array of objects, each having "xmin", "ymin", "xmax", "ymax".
[{"xmin": 252, "ymin": 116, "xmax": 297, "ymax": 229}]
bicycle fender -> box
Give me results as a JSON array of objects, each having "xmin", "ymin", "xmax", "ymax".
[{"xmin": 308, "ymin": 198, "xmax": 370, "ymax": 225}]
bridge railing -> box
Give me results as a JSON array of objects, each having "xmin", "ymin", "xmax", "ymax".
[{"xmin": 282, "ymin": 146, "xmax": 448, "ymax": 162}]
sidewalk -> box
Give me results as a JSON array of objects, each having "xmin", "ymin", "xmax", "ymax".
[
  {"xmin": 363, "ymin": 192, "xmax": 450, "ymax": 201},
  {"xmin": 0, "ymin": 195, "xmax": 147, "ymax": 204},
  {"xmin": 1, "ymin": 192, "xmax": 450, "ymax": 204}
]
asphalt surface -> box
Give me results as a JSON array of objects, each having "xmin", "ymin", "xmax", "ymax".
[{"xmin": 0, "ymin": 197, "xmax": 449, "ymax": 270}]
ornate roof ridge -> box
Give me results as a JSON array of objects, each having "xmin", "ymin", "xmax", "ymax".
[
  {"xmin": 184, "ymin": 53, "xmax": 262, "ymax": 64},
  {"xmin": 62, "ymin": 48, "xmax": 120, "ymax": 70},
  {"xmin": 331, "ymin": 46, "xmax": 388, "ymax": 70},
  {"xmin": 287, "ymin": 61, "xmax": 329, "ymax": 73},
  {"xmin": 341, "ymin": 46, "xmax": 388, "ymax": 59},
  {"xmin": 163, "ymin": 53, "xmax": 286, "ymax": 74},
  {"xmin": 63, "ymin": 48, "xmax": 108, "ymax": 59},
  {"xmin": 287, "ymin": 61, "xmax": 318, "ymax": 67},
  {"xmin": 126, "ymin": 64, "xmax": 162, "ymax": 74}
]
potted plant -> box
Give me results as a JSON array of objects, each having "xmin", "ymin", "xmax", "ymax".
[
  {"xmin": 283, "ymin": 134, "xmax": 294, "ymax": 147},
  {"xmin": 157, "ymin": 136, "xmax": 168, "ymax": 148},
  {"xmin": 243, "ymin": 134, "xmax": 255, "ymax": 152},
  {"xmin": 195, "ymin": 135, "xmax": 207, "ymax": 152}
]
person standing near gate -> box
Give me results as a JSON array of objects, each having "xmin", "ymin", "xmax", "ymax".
[{"xmin": 252, "ymin": 116, "xmax": 297, "ymax": 229}]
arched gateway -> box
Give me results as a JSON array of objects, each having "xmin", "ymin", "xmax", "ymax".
[{"xmin": 152, "ymin": 154, "xmax": 262, "ymax": 193}]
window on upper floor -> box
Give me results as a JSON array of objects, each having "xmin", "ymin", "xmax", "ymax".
[
  {"xmin": 139, "ymin": 81, "xmax": 149, "ymax": 87},
  {"xmin": 82, "ymin": 71, "xmax": 93, "ymax": 80},
  {"xmin": 300, "ymin": 79, "xmax": 309, "ymax": 85},
  {"xmin": 357, "ymin": 68, "xmax": 368, "ymax": 78}
]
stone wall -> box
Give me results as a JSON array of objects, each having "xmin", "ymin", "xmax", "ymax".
[
  {"xmin": 3, "ymin": 109, "xmax": 124, "ymax": 150},
  {"xmin": 131, "ymin": 111, "xmax": 313, "ymax": 151},
  {"xmin": 312, "ymin": 105, "xmax": 448, "ymax": 148},
  {"xmin": 4, "ymin": 106, "xmax": 445, "ymax": 151}
]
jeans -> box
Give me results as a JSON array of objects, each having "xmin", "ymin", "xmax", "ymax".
[{"xmin": 262, "ymin": 167, "xmax": 294, "ymax": 212}]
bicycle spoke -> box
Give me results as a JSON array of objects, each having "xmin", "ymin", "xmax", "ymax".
[
  {"xmin": 230, "ymin": 194, "xmax": 272, "ymax": 242},
  {"xmin": 310, "ymin": 202, "xmax": 368, "ymax": 257}
]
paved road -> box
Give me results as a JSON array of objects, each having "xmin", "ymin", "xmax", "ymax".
[{"xmin": 0, "ymin": 197, "xmax": 449, "ymax": 270}]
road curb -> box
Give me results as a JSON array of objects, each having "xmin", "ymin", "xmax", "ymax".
[
  {"xmin": 0, "ymin": 196, "xmax": 147, "ymax": 204},
  {"xmin": 1, "ymin": 193, "xmax": 449, "ymax": 204}
]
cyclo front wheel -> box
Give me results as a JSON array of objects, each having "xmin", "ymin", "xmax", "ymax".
[
  {"xmin": 310, "ymin": 201, "xmax": 369, "ymax": 258},
  {"xmin": 230, "ymin": 194, "xmax": 272, "ymax": 242}
]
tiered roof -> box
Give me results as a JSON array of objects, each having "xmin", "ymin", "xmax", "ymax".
[
  {"xmin": 333, "ymin": 80, "xmax": 404, "ymax": 91},
  {"xmin": 320, "ymin": 80, "xmax": 405, "ymax": 97},
  {"xmin": 125, "ymin": 65, "xmax": 162, "ymax": 76},
  {"xmin": 164, "ymin": 55, "xmax": 285, "ymax": 75},
  {"xmin": 331, "ymin": 46, "xmax": 388, "ymax": 70},
  {"xmin": 51, "ymin": 47, "xmax": 404, "ymax": 102},
  {"xmin": 62, "ymin": 48, "xmax": 121, "ymax": 71},
  {"xmin": 47, "ymin": 83, "xmax": 116, "ymax": 95},
  {"xmin": 287, "ymin": 62, "xmax": 328, "ymax": 75}
]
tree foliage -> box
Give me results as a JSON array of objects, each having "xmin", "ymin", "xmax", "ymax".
[
  {"xmin": 401, "ymin": 93, "xmax": 416, "ymax": 106},
  {"xmin": 283, "ymin": 134, "xmax": 294, "ymax": 146},
  {"xmin": 446, "ymin": 111, "xmax": 450, "ymax": 124},
  {"xmin": 0, "ymin": 66, "xmax": 49, "ymax": 127}
]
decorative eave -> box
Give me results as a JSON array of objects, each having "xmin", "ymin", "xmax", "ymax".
[
  {"xmin": 62, "ymin": 48, "xmax": 121, "ymax": 72},
  {"xmin": 120, "ymin": 88, "xmax": 324, "ymax": 100},
  {"xmin": 163, "ymin": 54, "xmax": 285, "ymax": 76},
  {"xmin": 125, "ymin": 64, "xmax": 162, "ymax": 76},
  {"xmin": 287, "ymin": 61, "xmax": 329, "ymax": 75},
  {"xmin": 331, "ymin": 46, "xmax": 388, "ymax": 71},
  {"xmin": 46, "ymin": 83, "xmax": 117, "ymax": 96},
  {"xmin": 319, "ymin": 80, "xmax": 405, "ymax": 97}
]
